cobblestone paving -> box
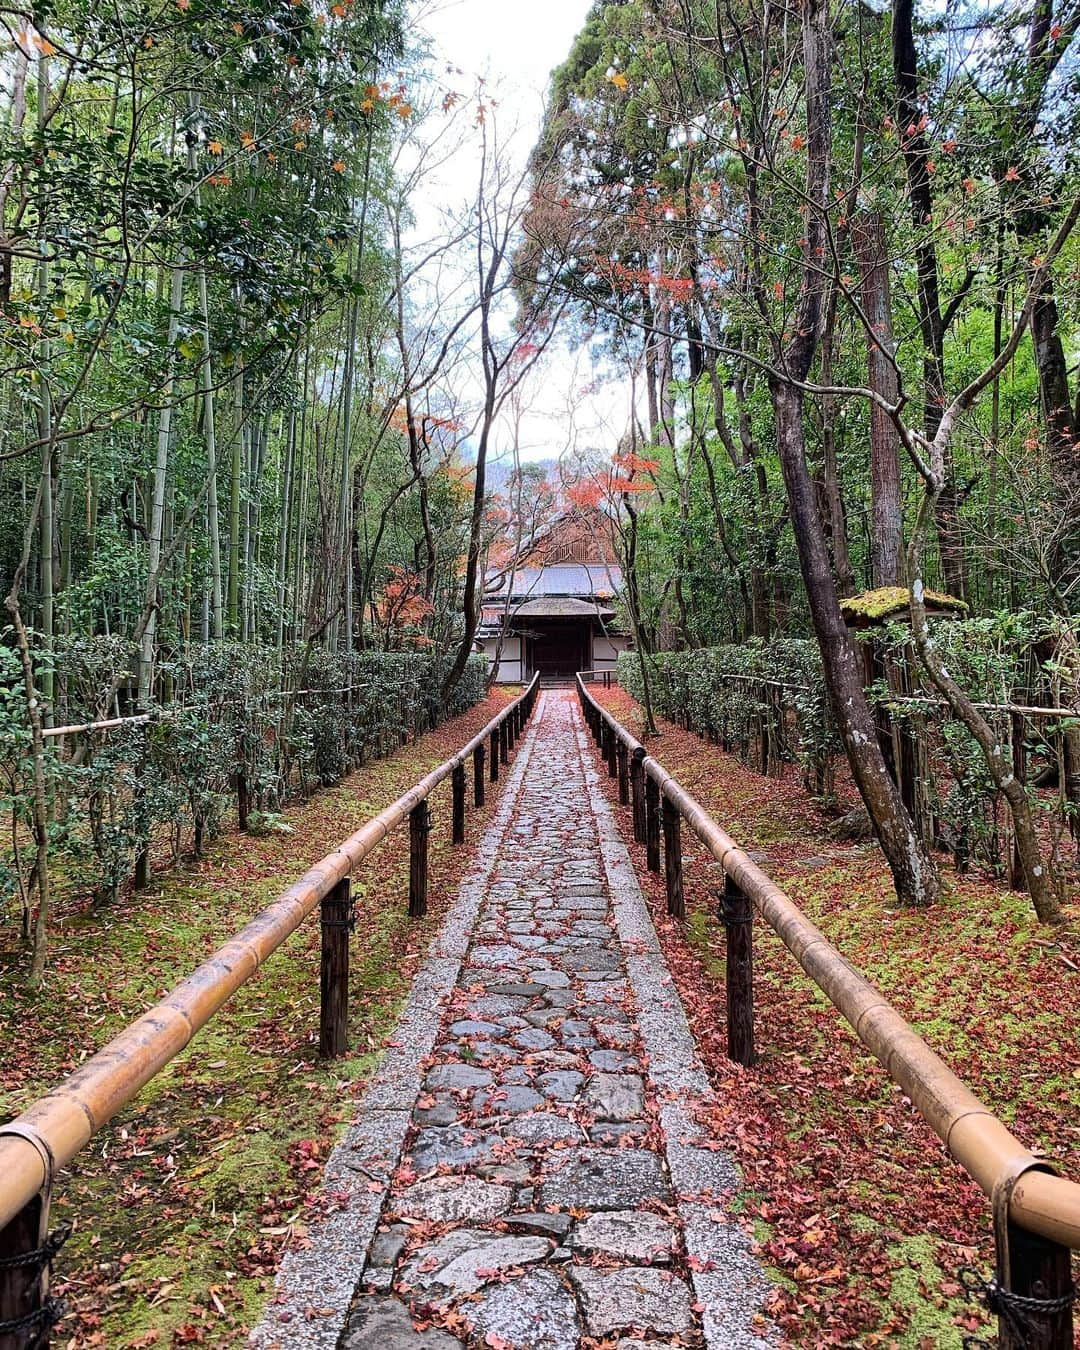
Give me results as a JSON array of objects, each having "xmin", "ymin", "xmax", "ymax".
[{"xmin": 336, "ymin": 692, "xmax": 771, "ymax": 1349}]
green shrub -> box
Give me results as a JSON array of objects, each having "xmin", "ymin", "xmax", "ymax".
[{"xmin": 0, "ymin": 643, "xmax": 488, "ymax": 915}]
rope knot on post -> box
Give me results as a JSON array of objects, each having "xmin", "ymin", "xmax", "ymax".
[
  {"xmin": 0, "ymin": 1223, "xmax": 70, "ymax": 1276},
  {"xmin": 0, "ymin": 1219, "xmax": 69, "ymax": 1348},
  {"xmin": 959, "ymin": 1265, "xmax": 1078, "ymax": 1346},
  {"xmin": 0, "ymin": 1296, "xmax": 65, "ymax": 1344}
]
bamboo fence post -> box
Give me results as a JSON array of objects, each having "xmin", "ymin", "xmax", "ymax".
[
  {"xmin": 720, "ymin": 871, "xmax": 755, "ymax": 1065},
  {"xmin": 319, "ymin": 877, "xmax": 352, "ymax": 1058},
  {"xmin": 616, "ymin": 741, "xmax": 629, "ymax": 805},
  {"xmin": 490, "ymin": 727, "xmax": 499, "ymax": 782},
  {"xmin": 631, "ymin": 747, "xmax": 646, "ymax": 844},
  {"xmin": 645, "ymin": 775, "xmax": 661, "ymax": 872},
  {"xmin": 663, "ymin": 797, "xmax": 684, "ymax": 918},
  {"xmin": 473, "ymin": 743, "xmax": 486, "ymax": 808},
  {"xmin": 409, "ymin": 801, "xmax": 430, "ymax": 918},
  {"xmin": 452, "ymin": 763, "xmax": 466, "ymax": 845}
]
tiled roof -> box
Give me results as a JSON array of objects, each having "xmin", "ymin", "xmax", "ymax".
[
  {"xmin": 487, "ymin": 563, "xmax": 622, "ymax": 600},
  {"xmin": 512, "ymin": 597, "xmax": 615, "ymax": 618}
]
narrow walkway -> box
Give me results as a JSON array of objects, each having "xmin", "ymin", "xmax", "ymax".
[{"xmin": 253, "ymin": 692, "xmax": 771, "ymax": 1349}]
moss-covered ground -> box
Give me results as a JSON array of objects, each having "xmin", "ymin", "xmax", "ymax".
[
  {"xmin": 593, "ymin": 686, "xmax": 1079, "ymax": 1349},
  {"xmin": 0, "ymin": 689, "xmax": 516, "ymax": 1348}
]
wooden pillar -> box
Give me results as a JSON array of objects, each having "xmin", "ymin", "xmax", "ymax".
[
  {"xmin": 452, "ymin": 763, "xmax": 466, "ymax": 845},
  {"xmin": 319, "ymin": 877, "xmax": 352, "ymax": 1058},
  {"xmin": 995, "ymin": 1215, "xmax": 1074, "ymax": 1350},
  {"xmin": 645, "ymin": 774, "xmax": 661, "ymax": 873},
  {"xmin": 0, "ymin": 1189, "xmax": 67, "ymax": 1350},
  {"xmin": 409, "ymin": 800, "xmax": 430, "ymax": 918},
  {"xmin": 473, "ymin": 743, "xmax": 486, "ymax": 808},
  {"xmin": 606, "ymin": 722, "xmax": 618, "ymax": 778},
  {"xmin": 631, "ymin": 747, "xmax": 647, "ymax": 845},
  {"xmin": 663, "ymin": 797, "xmax": 684, "ymax": 918},
  {"xmin": 720, "ymin": 872, "xmax": 755, "ymax": 1065},
  {"xmin": 490, "ymin": 728, "xmax": 499, "ymax": 782},
  {"xmin": 616, "ymin": 741, "xmax": 629, "ymax": 806},
  {"xmin": 499, "ymin": 718, "xmax": 509, "ymax": 765}
]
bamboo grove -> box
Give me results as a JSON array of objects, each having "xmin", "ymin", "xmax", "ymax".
[{"xmin": 0, "ymin": 0, "xmax": 553, "ymax": 983}]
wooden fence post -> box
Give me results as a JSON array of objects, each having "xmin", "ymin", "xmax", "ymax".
[
  {"xmin": 452, "ymin": 763, "xmax": 466, "ymax": 845},
  {"xmin": 499, "ymin": 718, "xmax": 509, "ymax": 765},
  {"xmin": 645, "ymin": 775, "xmax": 661, "ymax": 873},
  {"xmin": 663, "ymin": 797, "xmax": 684, "ymax": 918},
  {"xmin": 507, "ymin": 710, "xmax": 516, "ymax": 753},
  {"xmin": 994, "ymin": 1212, "xmax": 1074, "ymax": 1350},
  {"xmin": 319, "ymin": 877, "xmax": 353, "ymax": 1058},
  {"xmin": 409, "ymin": 801, "xmax": 430, "ymax": 919},
  {"xmin": 0, "ymin": 1190, "xmax": 64, "ymax": 1350},
  {"xmin": 617, "ymin": 742, "xmax": 629, "ymax": 806},
  {"xmin": 473, "ymin": 743, "xmax": 486, "ymax": 808},
  {"xmin": 490, "ymin": 728, "xmax": 499, "ymax": 782},
  {"xmin": 606, "ymin": 723, "xmax": 618, "ymax": 778},
  {"xmin": 720, "ymin": 872, "xmax": 755, "ymax": 1065},
  {"xmin": 631, "ymin": 747, "xmax": 647, "ymax": 845}
]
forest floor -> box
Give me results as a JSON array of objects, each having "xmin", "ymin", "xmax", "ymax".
[
  {"xmin": 591, "ymin": 685, "xmax": 1080, "ymax": 1349},
  {"xmin": 0, "ymin": 687, "xmax": 516, "ymax": 1349}
]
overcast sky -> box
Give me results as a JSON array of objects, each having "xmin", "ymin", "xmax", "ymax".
[{"xmin": 408, "ymin": 0, "xmax": 632, "ymax": 468}]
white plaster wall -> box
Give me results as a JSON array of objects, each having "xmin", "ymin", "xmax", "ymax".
[
  {"xmin": 480, "ymin": 635, "xmax": 523, "ymax": 683},
  {"xmin": 591, "ymin": 632, "xmax": 630, "ymax": 672}
]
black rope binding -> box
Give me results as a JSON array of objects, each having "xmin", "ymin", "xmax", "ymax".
[
  {"xmin": 0, "ymin": 1222, "xmax": 71, "ymax": 1273},
  {"xmin": 959, "ymin": 1264, "xmax": 1078, "ymax": 1348},
  {"xmin": 0, "ymin": 1221, "xmax": 70, "ymax": 1346},
  {"xmin": 0, "ymin": 1296, "xmax": 65, "ymax": 1341}
]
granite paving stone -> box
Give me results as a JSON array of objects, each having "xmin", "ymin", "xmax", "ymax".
[{"xmin": 570, "ymin": 1267, "xmax": 695, "ymax": 1338}]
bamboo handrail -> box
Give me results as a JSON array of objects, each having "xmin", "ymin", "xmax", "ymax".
[
  {"xmin": 576, "ymin": 674, "xmax": 1080, "ymax": 1252},
  {"xmin": 0, "ymin": 675, "xmax": 539, "ymax": 1232}
]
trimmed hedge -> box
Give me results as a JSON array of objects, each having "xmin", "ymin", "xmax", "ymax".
[
  {"xmin": 1, "ymin": 644, "xmax": 488, "ymax": 908},
  {"xmin": 617, "ymin": 641, "xmax": 841, "ymax": 797},
  {"xmin": 616, "ymin": 613, "xmax": 1073, "ymax": 875}
]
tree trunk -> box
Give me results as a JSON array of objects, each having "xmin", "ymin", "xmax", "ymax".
[
  {"xmin": 852, "ymin": 211, "xmax": 903, "ymax": 586},
  {"xmin": 138, "ymin": 258, "xmax": 184, "ymax": 706},
  {"xmin": 773, "ymin": 382, "xmax": 939, "ymax": 905},
  {"xmin": 905, "ymin": 500, "xmax": 1063, "ymax": 923},
  {"xmin": 769, "ymin": 0, "xmax": 938, "ymax": 906},
  {"xmin": 892, "ymin": 0, "xmax": 966, "ymax": 600}
]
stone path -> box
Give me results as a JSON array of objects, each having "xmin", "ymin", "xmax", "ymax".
[{"xmin": 252, "ymin": 692, "xmax": 772, "ymax": 1350}]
